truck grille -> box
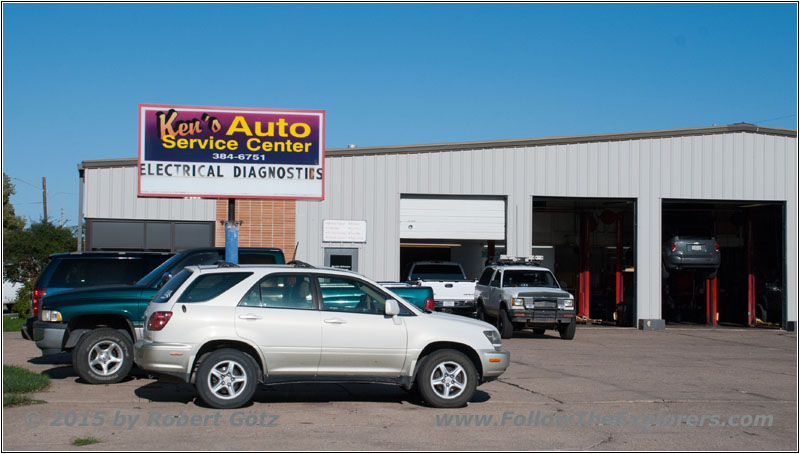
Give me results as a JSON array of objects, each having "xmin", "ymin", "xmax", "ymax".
[{"xmin": 523, "ymin": 298, "xmax": 557, "ymax": 309}]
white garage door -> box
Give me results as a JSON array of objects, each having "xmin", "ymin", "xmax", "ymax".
[{"xmin": 399, "ymin": 197, "xmax": 505, "ymax": 240}]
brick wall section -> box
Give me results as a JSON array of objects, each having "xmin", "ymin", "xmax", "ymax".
[{"xmin": 215, "ymin": 199, "xmax": 296, "ymax": 261}]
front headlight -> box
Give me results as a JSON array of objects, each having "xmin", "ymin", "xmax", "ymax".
[
  {"xmin": 511, "ymin": 297, "xmax": 524, "ymax": 307},
  {"xmin": 558, "ymin": 298, "xmax": 574, "ymax": 310},
  {"xmin": 484, "ymin": 330, "xmax": 502, "ymax": 346},
  {"xmin": 40, "ymin": 310, "xmax": 62, "ymax": 322}
]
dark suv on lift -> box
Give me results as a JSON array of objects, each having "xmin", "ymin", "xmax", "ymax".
[{"xmin": 663, "ymin": 236, "xmax": 721, "ymax": 277}]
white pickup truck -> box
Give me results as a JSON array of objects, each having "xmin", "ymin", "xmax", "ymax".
[{"xmin": 407, "ymin": 261, "xmax": 477, "ymax": 315}]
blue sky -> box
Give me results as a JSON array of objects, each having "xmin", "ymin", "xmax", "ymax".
[{"xmin": 2, "ymin": 3, "xmax": 797, "ymax": 225}]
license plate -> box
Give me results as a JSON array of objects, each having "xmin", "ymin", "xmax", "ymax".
[
  {"xmin": 443, "ymin": 301, "xmax": 455, "ymax": 307},
  {"xmin": 691, "ymin": 245, "xmax": 703, "ymax": 251}
]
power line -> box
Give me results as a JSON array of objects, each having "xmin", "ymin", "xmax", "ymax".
[
  {"xmin": 752, "ymin": 114, "xmax": 797, "ymax": 125},
  {"xmin": 9, "ymin": 177, "xmax": 41, "ymax": 189}
]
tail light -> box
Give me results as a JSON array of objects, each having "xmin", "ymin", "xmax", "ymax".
[
  {"xmin": 715, "ymin": 243, "xmax": 720, "ymax": 253},
  {"xmin": 32, "ymin": 288, "xmax": 45, "ymax": 319},
  {"xmin": 147, "ymin": 311, "xmax": 173, "ymax": 331},
  {"xmin": 670, "ymin": 243, "xmax": 677, "ymax": 253},
  {"xmin": 425, "ymin": 297, "xmax": 434, "ymax": 311}
]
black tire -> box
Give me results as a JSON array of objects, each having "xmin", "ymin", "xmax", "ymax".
[
  {"xmin": 195, "ymin": 348, "xmax": 259, "ymax": 409},
  {"xmin": 475, "ymin": 302, "xmax": 487, "ymax": 322},
  {"xmin": 532, "ymin": 328, "xmax": 545, "ymax": 335},
  {"xmin": 72, "ymin": 328, "xmax": 134, "ymax": 384},
  {"xmin": 558, "ymin": 320, "xmax": 576, "ymax": 340},
  {"xmin": 497, "ymin": 307, "xmax": 514, "ymax": 339},
  {"xmin": 416, "ymin": 349, "xmax": 477, "ymax": 408}
]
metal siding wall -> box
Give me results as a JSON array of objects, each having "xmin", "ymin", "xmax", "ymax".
[
  {"xmin": 785, "ymin": 137, "xmax": 797, "ymax": 325},
  {"xmin": 296, "ymin": 132, "xmax": 797, "ymax": 325},
  {"xmin": 83, "ymin": 167, "xmax": 216, "ymax": 221}
]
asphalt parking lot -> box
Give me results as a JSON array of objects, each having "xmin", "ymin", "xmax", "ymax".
[{"xmin": 2, "ymin": 326, "xmax": 796, "ymax": 451}]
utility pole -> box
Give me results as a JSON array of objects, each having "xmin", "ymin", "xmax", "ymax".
[{"xmin": 42, "ymin": 177, "xmax": 48, "ymax": 221}]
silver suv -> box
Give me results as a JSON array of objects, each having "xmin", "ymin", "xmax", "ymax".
[
  {"xmin": 475, "ymin": 256, "xmax": 576, "ymax": 340},
  {"xmin": 134, "ymin": 263, "xmax": 509, "ymax": 409}
]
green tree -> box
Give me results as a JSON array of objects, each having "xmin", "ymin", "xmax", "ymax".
[
  {"xmin": 3, "ymin": 173, "xmax": 26, "ymax": 237},
  {"xmin": 4, "ymin": 221, "xmax": 76, "ymax": 316}
]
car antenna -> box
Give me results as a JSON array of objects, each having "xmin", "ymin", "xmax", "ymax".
[{"xmin": 293, "ymin": 242, "xmax": 299, "ymax": 262}]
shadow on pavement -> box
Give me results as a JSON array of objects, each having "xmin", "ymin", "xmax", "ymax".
[
  {"xmin": 512, "ymin": 330, "xmax": 561, "ymax": 339},
  {"xmin": 135, "ymin": 381, "xmax": 199, "ymax": 405},
  {"xmin": 134, "ymin": 381, "xmax": 492, "ymax": 408},
  {"xmin": 28, "ymin": 352, "xmax": 72, "ymax": 365},
  {"xmin": 28, "ymin": 355, "xmax": 153, "ymax": 384}
]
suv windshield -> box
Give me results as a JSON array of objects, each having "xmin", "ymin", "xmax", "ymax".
[
  {"xmin": 137, "ymin": 252, "xmax": 223, "ymax": 287},
  {"xmin": 137, "ymin": 254, "xmax": 187, "ymax": 287},
  {"xmin": 502, "ymin": 270, "xmax": 558, "ymax": 288},
  {"xmin": 409, "ymin": 264, "xmax": 464, "ymax": 280}
]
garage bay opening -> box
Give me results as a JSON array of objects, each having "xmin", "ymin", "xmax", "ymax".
[
  {"xmin": 662, "ymin": 200, "xmax": 785, "ymax": 327},
  {"xmin": 531, "ymin": 197, "xmax": 636, "ymax": 326}
]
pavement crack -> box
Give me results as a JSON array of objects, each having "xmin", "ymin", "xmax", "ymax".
[
  {"xmin": 497, "ymin": 378, "xmax": 564, "ymax": 404},
  {"xmin": 585, "ymin": 434, "xmax": 614, "ymax": 450}
]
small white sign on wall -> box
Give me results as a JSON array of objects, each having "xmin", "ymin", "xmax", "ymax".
[{"xmin": 323, "ymin": 220, "xmax": 367, "ymax": 243}]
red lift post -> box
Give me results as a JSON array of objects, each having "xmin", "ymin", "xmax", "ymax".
[
  {"xmin": 615, "ymin": 214, "xmax": 624, "ymax": 310},
  {"xmin": 706, "ymin": 277, "xmax": 718, "ymax": 326},
  {"xmin": 747, "ymin": 215, "xmax": 756, "ymax": 326},
  {"xmin": 578, "ymin": 213, "xmax": 591, "ymax": 318}
]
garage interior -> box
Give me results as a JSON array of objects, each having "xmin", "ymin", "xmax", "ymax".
[
  {"xmin": 398, "ymin": 195, "xmax": 506, "ymax": 281},
  {"xmin": 532, "ymin": 197, "xmax": 636, "ymax": 326},
  {"xmin": 662, "ymin": 200, "xmax": 785, "ymax": 327},
  {"xmin": 399, "ymin": 240, "xmax": 506, "ymax": 281}
]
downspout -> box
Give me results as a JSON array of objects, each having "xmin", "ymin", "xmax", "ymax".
[{"xmin": 77, "ymin": 163, "xmax": 85, "ymax": 251}]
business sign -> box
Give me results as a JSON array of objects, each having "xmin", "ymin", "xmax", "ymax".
[
  {"xmin": 138, "ymin": 104, "xmax": 325, "ymax": 199},
  {"xmin": 323, "ymin": 220, "xmax": 367, "ymax": 243}
]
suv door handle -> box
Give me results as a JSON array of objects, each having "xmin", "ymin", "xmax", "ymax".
[
  {"xmin": 238, "ymin": 314, "xmax": 262, "ymax": 320},
  {"xmin": 324, "ymin": 318, "xmax": 347, "ymax": 324}
]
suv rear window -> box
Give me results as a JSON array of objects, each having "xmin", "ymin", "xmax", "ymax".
[
  {"xmin": 48, "ymin": 257, "xmax": 163, "ymax": 288},
  {"xmin": 239, "ymin": 253, "xmax": 278, "ymax": 265},
  {"xmin": 177, "ymin": 272, "xmax": 253, "ymax": 303}
]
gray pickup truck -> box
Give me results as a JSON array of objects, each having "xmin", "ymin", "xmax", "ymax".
[{"xmin": 474, "ymin": 257, "xmax": 576, "ymax": 339}]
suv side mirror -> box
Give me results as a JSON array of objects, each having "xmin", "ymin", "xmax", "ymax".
[
  {"xmin": 157, "ymin": 272, "xmax": 173, "ymax": 289},
  {"xmin": 385, "ymin": 299, "xmax": 400, "ymax": 316}
]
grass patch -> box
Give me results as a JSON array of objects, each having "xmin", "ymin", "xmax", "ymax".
[
  {"xmin": 3, "ymin": 365, "xmax": 50, "ymax": 393},
  {"xmin": 3, "ymin": 393, "xmax": 45, "ymax": 407},
  {"xmin": 73, "ymin": 437, "xmax": 100, "ymax": 447},
  {"xmin": 3, "ymin": 314, "xmax": 25, "ymax": 332}
]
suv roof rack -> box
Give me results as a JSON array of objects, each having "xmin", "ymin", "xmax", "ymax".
[
  {"xmin": 214, "ymin": 261, "xmax": 240, "ymax": 268},
  {"xmin": 493, "ymin": 255, "xmax": 545, "ymax": 266},
  {"xmin": 288, "ymin": 260, "xmax": 315, "ymax": 268}
]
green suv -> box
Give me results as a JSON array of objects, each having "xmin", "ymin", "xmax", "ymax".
[{"xmin": 33, "ymin": 247, "xmax": 284, "ymax": 384}]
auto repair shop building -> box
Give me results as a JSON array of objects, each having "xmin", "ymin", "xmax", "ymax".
[{"xmin": 79, "ymin": 123, "xmax": 797, "ymax": 330}]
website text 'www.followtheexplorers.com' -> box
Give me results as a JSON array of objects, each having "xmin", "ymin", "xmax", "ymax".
[{"xmin": 435, "ymin": 410, "xmax": 774, "ymax": 430}]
